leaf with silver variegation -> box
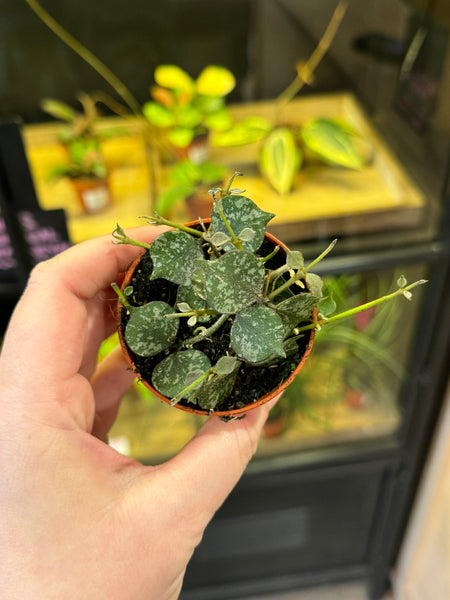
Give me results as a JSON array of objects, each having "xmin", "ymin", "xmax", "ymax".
[
  {"xmin": 230, "ymin": 305, "xmax": 286, "ymax": 363},
  {"xmin": 125, "ymin": 301, "xmax": 179, "ymax": 357},
  {"xmin": 150, "ymin": 230, "xmax": 203, "ymax": 285},
  {"xmin": 211, "ymin": 195, "xmax": 274, "ymax": 252}
]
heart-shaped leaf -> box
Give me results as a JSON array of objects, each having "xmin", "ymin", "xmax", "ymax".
[
  {"xmin": 286, "ymin": 250, "xmax": 304, "ymax": 270},
  {"xmin": 231, "ymin": 305, "xmax": 285, "ymax": 363},
  {"xmin": 191, "ymin": 366, "xmax": 239, "ymax": 411},
  {"xmin": 211, "ymin": 195, "xmax": 274, "ymax": 252},
  {"xmin": 306, "ymin": 272, "xmax": 324, "ymax": 297},
  {"xmin": 213, "ymin": 355, "xmax": 240, "ymax": 376},
  {"xmin": 318, "ymin": 295, "xmax": 337, "ymax": 317},
  {"xmin": 150, "ymin": 230, "xmax": 203, "ymax": 285},
  {"xmin": 197, "ymin": 250, "xmax": 265, "ymax": 313},
  {"xmin": 275, "ymin": 292, "xmax": 319, "ymax": 332},
  {"xmin": 152, "ymin": 349, "xmax": 211, "ymax": 399},
  {"xmin": 125, "ymin": 301, "xmax": 179, "ymax": 357}
]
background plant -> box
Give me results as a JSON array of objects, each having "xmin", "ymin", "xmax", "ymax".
[
  {"xmin": 143, "ymin": 64, "xmax": 236, "ymax": 156},
  {"xmin": 155, "ymin": 159, "xmax": 227, "ymax": 215},
  {"xmin": 41, "ymin": 92, "xmax": 123, "ymax": 180}
]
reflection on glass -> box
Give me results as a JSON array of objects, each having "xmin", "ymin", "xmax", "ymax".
[{"xmin": 107, "ymin": 264, "xmax": 426, "ymax": 464}]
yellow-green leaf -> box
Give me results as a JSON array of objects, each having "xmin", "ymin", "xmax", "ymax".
[
  {"xmin": 195, "ymin": 65, "xmax": 236, "ymax": 96},
  {"xmin": 300, "ymin": 118, "xmax": 364, "ymax": 169},
  {"xmin": 259, "ymin": 127, "xmax": 302, "ymax": 195},
  {"xmin": 154, "ymin": 65, "xmax": 195, "ymax": 92},
  {"xmin": 142, "ymin": 101, "xmax": 175, "ymax": 127}
]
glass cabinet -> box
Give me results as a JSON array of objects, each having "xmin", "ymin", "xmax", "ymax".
[{"xmin": 0, "ymin": 1, "xmax": 449, "ymax": 598}]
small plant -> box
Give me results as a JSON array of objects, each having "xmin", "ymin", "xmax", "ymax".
[
  {"xmin": 41, "ymin": 92, "xmax": 121, "ymax": 180},
  {"xmin": 214, "ymin": 115, "xmax": 366, "ymax": 195},
  {"xmin": 156, "ymin": 159, "xmax": 227, "ymax": 215},
  {"xmin": 210, "ymin": 0, "xmax": 365, "ymax": 194},
  {"xmin": 143, "ymin": 64, "xmax": 235, "ymax": 158},
  {"xmin": 112, "ymin": 173, "xmax": 426, "ymax": 415}
]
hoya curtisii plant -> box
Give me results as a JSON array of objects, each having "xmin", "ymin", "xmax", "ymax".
[{"xmin": 111, "ymin": 173, "xmax": 426, "ymax": 414}]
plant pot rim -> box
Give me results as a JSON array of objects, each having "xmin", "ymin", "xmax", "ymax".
[{"xmin": 117, "ymin": 220, "xmax": 317, "ymax": 417}]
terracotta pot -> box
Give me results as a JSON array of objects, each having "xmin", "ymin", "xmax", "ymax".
[
  {"xmin": 117, "ymin": 222, "xmax": 316, "ymax": 417},
  {"xmin": 71, "ymin": 177, "xmax": 112, "ymax": 214}
]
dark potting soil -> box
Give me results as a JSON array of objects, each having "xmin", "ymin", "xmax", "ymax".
[{"xmin": 119, "ymin": 241, "xmax": 313, "ymax": 413}]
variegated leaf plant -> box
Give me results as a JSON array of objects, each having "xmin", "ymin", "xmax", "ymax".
[{"xmin": 112, "ymin": 173, "xmax": 427, "ymax": 413}]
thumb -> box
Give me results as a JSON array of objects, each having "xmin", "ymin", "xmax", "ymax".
[{"xmin": 161, "ymin": 395, "xmax": 281, "ymax": 528}]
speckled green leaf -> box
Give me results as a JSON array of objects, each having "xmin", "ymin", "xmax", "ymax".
[
  {"xmin": 318, "ymin": 295, "xmax": 337, "ymax": 317},
  {"xmin": 213, "ymin": 355, "xmax": 239, "ymax": 375},
  {"xmin": 211, "ymin": 195, "xmax": 274, "ymax": 252},
  {"xmin": 231, "ymin": 305, "xmax": 285, "ymax": 363},
  {"xmin": 190, "ymin": 267, "xmax": 207, "ymax": 300},
  {"xmin": 150, "ymin": 230, "xmax": 203, "ymax": 285},
  {"xmin": 197, "ymin": 250, "xmax": 265, "ymax": 313},
  {"xmin": 275, "ymin": 292, "xmax": 319, "ymax": 332},
  {"xmin": 286, "ymin": 250, "xmax": 304, "ymax": 270},
  {"xmin": 192, "ymin": 366, "xmax": 239, "ymax": 411},
  {"xmin": 152, "ymin": 349, "xmax": 211, "ymax": 399},
  {"xmin": 306, "ymin": 272, "xmax": 324, "ymax": 297},
  {"xmin": 125, "ymin": 301, "xmax": 178, "ymax": 357}
]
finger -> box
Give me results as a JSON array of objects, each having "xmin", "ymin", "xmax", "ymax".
[
  {"xmin": 90, "ymin": 346, "xmax": 136, "ymax": 440},
  {"xmin": 0, "ymin": 226, "xmax": 166, "ymax": 384},
  {"xmin": 157, "ymin": 394, "xmax": 282, "ymax": 528}
]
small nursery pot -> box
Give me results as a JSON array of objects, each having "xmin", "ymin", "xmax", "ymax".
[
  {"xmin": 71, "ymin": 177, "xmax": 112, "ymax": 214},
  {"xmin": 117, "ymin": 222, "xmax": 316, "ymax": 418}
]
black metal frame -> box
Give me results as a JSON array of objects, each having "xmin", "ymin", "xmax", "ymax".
[{"xmin": 179, "ymin": 147, "xmax": 450, "ymax": 598}]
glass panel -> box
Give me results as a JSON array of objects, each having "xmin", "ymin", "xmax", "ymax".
[{"xmin": 108, "ymin": 261, "xmax": 428, "ymax": 464}]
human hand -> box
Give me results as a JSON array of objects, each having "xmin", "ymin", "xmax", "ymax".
[{"xmin": 0, "ymin": 228, "xmax": 278, "ymax": 600}]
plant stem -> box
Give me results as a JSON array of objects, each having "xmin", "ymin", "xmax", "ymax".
[
  {"xmin": 170, "ymin": 368, "xmax": 214, "ymax": 406},
  {"xmin": 325, "ymin": 280, "xmax": 427, "ymax": 324},
  {"xmin": 215, "ymin": 201, "xmax": 243, "ymax": 250},
  {"xmin": 275, "ymin": 0, "xmax": 348, "ymax": 107},
  {"xmin": 267, "ymin": 239, "xmax": 338, "ymax": 300},
  {"xmin": 164, "ymin": 309, "xmax": 218, "ymax": 319},
  {"xmin": 268, "ymin": 263, "xmax": 291, "ymax": 280},
  {"xmin": 111, "ymin": 282, "xmax": 132, "ymax": 311},
  {"xmin": 146, "ymin": 215, "xmax": 205, "ymax": 238},
  {"xmin": 267, "ymin": 269, "xmax": 305, "ymax": 301},
  {"xmin": 294, "ymin": 279, "xmax": 428, "ymax": 335},
  {"xmin": 260, "ymin": 245, "xmax": 280, "ymax": 264},
  {"xmin": 25, "ymin": 0, "xmax": 142, "ymax": 115},
  {"xmin": 112, "ymin": 226, "xmax": 153, "ymax": 251},
  {"xmin": 223, "ymin": 171, "xmax": 243, "ymax": 195},
  {"xmin": 305, "ymin": 239, "xmax": 337, "ymax": 271},
  {"xmin": 181, "ymin": 313, "xmax": 229, "ymax": 347}
]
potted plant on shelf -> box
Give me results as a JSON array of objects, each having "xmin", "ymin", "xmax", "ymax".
[
  {"xmin": 143, "ymin": 64, "xmax": 235, "ymax": 164},
  {"xmin": 213, "ymin": 114, "xmax": 367, "ymax": 195},
  {"xmin": 111, "ymin": 173, "xmax": 426, "ymax": 419},
  {"xmin": 209, "ymin": 0, "xmax": 368, "ymax": 194},
  {"xmin": 156, "ymin": 159, "xmax": 228, "ymax": 220},
  {"xmin": 41, "ymin": 92, "xmax": 121, "ymax": 214}
]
